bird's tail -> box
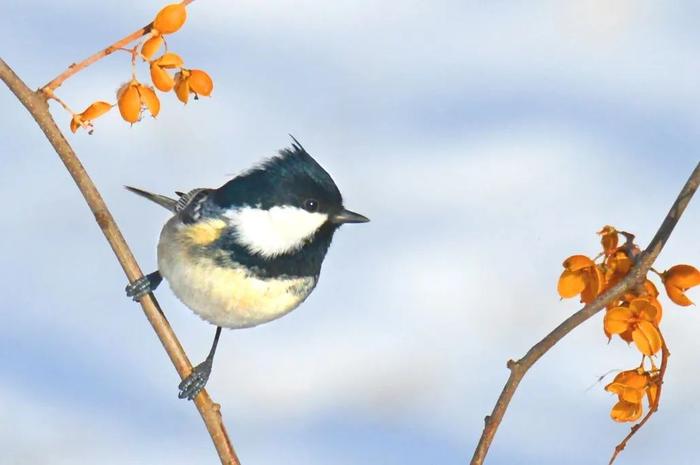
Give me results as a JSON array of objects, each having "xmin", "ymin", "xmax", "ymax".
[{"xmin": 125, "ymin": 186, "xmax": 178, "ymax": 212}]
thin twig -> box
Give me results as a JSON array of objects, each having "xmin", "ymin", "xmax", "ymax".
[
  {"xmin": 41, "ymin": 0, "xmax": 194, "ymax": 92},
  {"xmin": 1, "ymin": 58, "xmax": 240, "ymax": 465},
  {"xmin": 470, "ymin": 162, "xmax": 700, "ymax": 465},
  {"xmin": 43, "ymin": 88, "xmax": 77, "ymax": 114},
  {"xmin": 129, "ymin": 45, "xmax": 138, "ymax": 80},
  {"xmin": 649, "ymin": 267, "xmax": 664, "ymax": 279},
  {"xmin": 608, "ymin": 339, "xmax": 670, "ymax": 465}
]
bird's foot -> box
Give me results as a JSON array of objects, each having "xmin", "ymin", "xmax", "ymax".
[
  {"xmin": 125, "ymin": 271, "xmax": 162, "ymax": 301},
  {"xmin": 178, "ymin": 358, "xmax": 213, "ymax": 400}
]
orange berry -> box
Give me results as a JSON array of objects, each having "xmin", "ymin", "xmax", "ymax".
[{"xmin": 153, "ymin": 3, "xmax": 187, "ymax": 34}]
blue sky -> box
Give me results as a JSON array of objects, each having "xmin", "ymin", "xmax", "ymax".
[{"xmin": 1, "ymin": 1, "xmax": 699, "ymax": 464}]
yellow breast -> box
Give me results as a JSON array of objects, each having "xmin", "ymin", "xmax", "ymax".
[{"xmin": 157, "ymin": 218, "xmax": 317, "ymax": 328}]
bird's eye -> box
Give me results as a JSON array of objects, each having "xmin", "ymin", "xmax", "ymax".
[{"xmin": 303, "ymin": 199, "xmax": 319, "ymax": 212}]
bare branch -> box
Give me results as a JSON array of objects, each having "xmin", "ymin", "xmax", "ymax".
[
  {"xmin": 470, "ymin": 162, "xmax": 700, "ymax": 465},
  {"xmin": 0, "ymin": 57, "xmax": 240, "ymax": 465}
]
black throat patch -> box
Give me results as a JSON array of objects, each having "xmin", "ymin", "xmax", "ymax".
[{"xmin": 208, "ymin": 221, "xmax": 337, "ymax": 279}]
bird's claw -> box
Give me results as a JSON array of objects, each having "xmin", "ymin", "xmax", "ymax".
[
  {"xmin": 125, "ymin": 271, "xmax": 162, "ymax": 301},
  {"xmin": 178, "ymin": 359, "xmax": 213, "ymax": 400},
  {"xmin": 125, "ymin": 276, "xmax": 152, "ymax": 301}
]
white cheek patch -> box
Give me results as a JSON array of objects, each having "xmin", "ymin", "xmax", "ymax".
[{"xmin": 225, "ymin": 206, "xmax": 328, "ymax": 258}]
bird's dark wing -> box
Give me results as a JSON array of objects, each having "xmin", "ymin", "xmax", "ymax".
[{"xmin": 125, "ymin": 186, "xmax": 214, "ymax": 223}]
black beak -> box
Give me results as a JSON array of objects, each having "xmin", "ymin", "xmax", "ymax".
[{"xmin": 330, "ymin": 208, "xmax": 370, "ymax": 224}]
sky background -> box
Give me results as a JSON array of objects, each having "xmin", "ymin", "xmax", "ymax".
[{"xmin": 2, "ymin": 1, "xmax": 700, "ymax": 464}]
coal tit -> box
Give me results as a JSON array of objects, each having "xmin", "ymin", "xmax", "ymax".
[{"xmin": 125, "ymin": 138, "xmax": 368, "ymax": 400}]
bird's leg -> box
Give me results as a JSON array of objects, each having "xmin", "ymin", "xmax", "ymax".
[
  {"xmin": 178, "ymin": 326, "xmax": 222, "ymax": 400},
  {"xmin": 125, "ymin": 271, "xmax": 163, "ymax": 301}
]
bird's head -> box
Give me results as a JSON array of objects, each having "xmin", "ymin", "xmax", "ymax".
[{"xmin": 212, "ymin": 138, "xmax": 368, "ymax": 258}]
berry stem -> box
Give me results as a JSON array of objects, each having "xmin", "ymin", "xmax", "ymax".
[
  {"xmin": 649, "ymin": 267, "xmax": 664, "ymax": 279},
  {"xmin": 41, "ymin": 0, "xmax": 193, "ymax": 92},
  {"xmin": 43, "ymin": 88, "xmax": 76, "ymax": 115}
]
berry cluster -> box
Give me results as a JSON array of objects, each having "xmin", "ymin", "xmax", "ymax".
[
  {"xmin": 68, "ymin": 2, "xmax": 212, "ymax": 133},
  {"xmin": 558, "ymin": 226, "xmax": 699, "ymax": 422}
]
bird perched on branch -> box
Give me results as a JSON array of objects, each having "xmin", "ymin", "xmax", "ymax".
[{"xmin": 125, "ymin": 138, "xmax": 369, "ymax": 400}]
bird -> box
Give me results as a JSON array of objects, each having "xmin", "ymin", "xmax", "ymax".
[{"xmin": 124, "ymin": 138, "xmax": 369, "ymax": 400}]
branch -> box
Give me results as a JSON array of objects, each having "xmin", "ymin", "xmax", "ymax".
[
  {"xmin": 0, "ymin": 58, "xmax": 240, "ymax": 465},
  {"xmin": 608, "ymin": 339, "xmax": 670, "ymax": 465},
  {"xmin": 41, "ymin": 0, "xmax": 194, "ymax": 92},
  {"xmin": 470, "ymin": 162, "xmax": 700, "ymax": 465}
]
